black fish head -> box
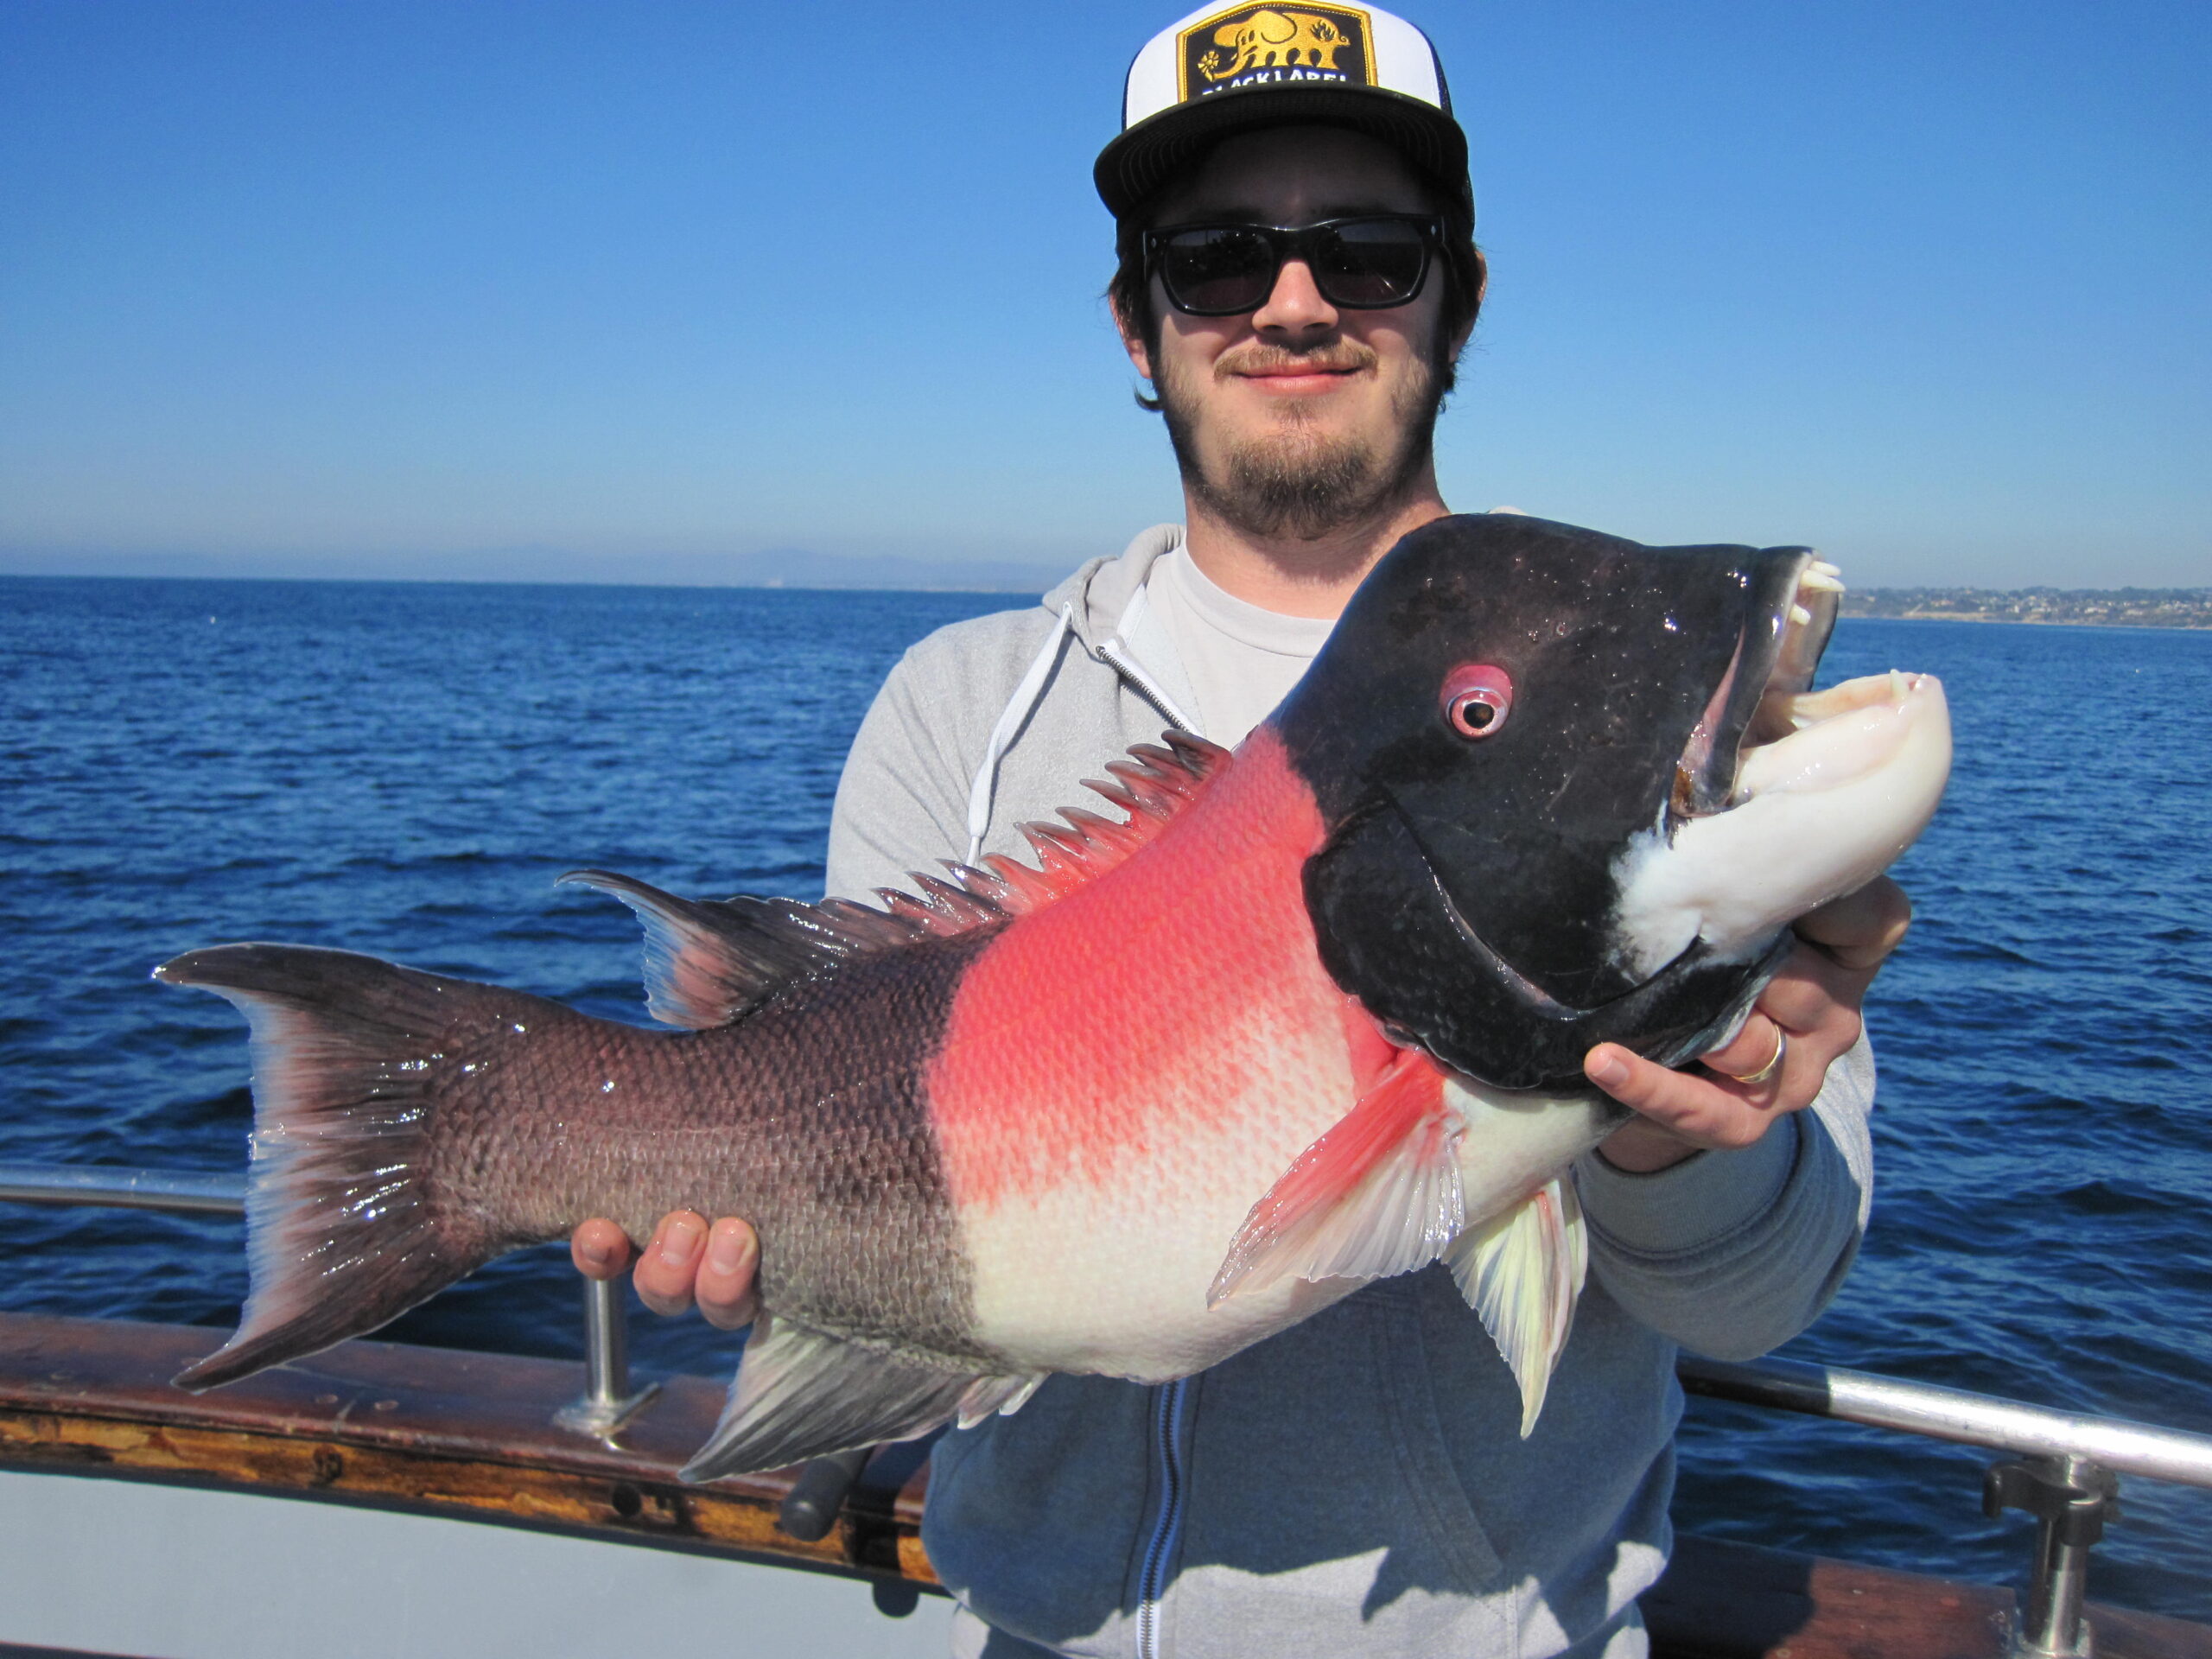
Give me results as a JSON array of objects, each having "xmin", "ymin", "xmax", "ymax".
[{"xmin": 1273, "ymin": 512, "xmax": 1840, "ymax": 1090}]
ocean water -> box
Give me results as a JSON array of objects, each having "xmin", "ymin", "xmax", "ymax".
[{"xmin": 3, "ymin": 577, "xmax": 2208, "ymax": 1618}]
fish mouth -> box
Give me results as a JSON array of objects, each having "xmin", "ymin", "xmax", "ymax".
[
  {"xmin": 1730, "ymin": 669, "xmax": 1946, "ymax": 805},
  {"xmin": 1668, "ymin": 557, "xmax": 1847, "ymax": 825},
  {"xmin": 1606, "ymin": 552, "xmax": 1953, "ymax": 988}
]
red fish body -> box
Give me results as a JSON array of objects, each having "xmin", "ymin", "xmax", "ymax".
[
  {"xmin": 931, "ymin": 728, "xmax": 1391, "ymax": 1381},
  {"xmin": 156, "ymin": 515, "xmax": 1952, "ymax": 1477}
]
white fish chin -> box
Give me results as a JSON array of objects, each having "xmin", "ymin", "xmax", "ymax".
[{"xmin": 1609, "ymin": 671, "xmax": 1953, "ymax": 979}]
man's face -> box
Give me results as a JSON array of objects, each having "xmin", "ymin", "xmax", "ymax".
[{"xmin": 1123, "ymin": 125, "xmax": 1465, "ymax": 542}]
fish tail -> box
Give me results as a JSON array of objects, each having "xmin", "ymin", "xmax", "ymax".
[{"xmin": 155, "ymin": 943, "xmax": 531, "ymax": 1390}]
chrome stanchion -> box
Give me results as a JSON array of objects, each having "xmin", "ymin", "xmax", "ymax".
[
  {"xmin": 1983, "ymin": 1451, "xmax": 2120, "ymax": 1657},
  {"xmin": 553, "ymin": 1271, "xmax": 658, "ymax": 1440}
]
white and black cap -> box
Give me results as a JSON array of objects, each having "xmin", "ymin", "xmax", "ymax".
[{"xmin": 1095, "ymin": 3, "xmax": 1471, "ymax": 219}]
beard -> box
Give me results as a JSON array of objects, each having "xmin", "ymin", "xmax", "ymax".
[{"xmin": 1154, "ymin": 338, "xmax": 1449, "ymax": 542}]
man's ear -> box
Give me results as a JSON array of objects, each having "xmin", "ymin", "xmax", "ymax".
[
  {"xmin": 1113, "ymin": 293, "xmax": 1156, "ymax": 385},
  {"xmin": 1449, "ymin": 245, "xmax": 1489, "ymax": 360}
]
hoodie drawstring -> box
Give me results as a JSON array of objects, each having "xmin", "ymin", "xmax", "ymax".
[
  {"xmin": 965, "ymin": 602, "xmax": 1074, "ymax": 867},
  {"xmin": 961, "ymin": 599, "xmax": 1202, "ymax": 869}
]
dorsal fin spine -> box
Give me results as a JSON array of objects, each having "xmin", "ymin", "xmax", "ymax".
[{"xmin": 578, "ymin": 734, "xmax": 1231, "ymax": 1029}]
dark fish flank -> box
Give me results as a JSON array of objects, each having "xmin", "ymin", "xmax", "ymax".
[
  {"xmin": 693, "ymin": 930, "xmax": 996, "ymax": 1365},
  {"xmin": 480, "ymin": 934, "xmax": 996, "ymax": 1367},
  {"xmin": 178, "ymin": 933, "xmax": 1001, "ymax": 1379}
]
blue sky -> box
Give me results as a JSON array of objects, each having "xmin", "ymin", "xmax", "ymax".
[{"xmin": 3, "ymin": 0, "xmax": 2205, "ymax": 587}]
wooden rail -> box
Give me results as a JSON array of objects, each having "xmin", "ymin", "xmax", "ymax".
[
  {"xmin": 0, "ymin": 1313, "xmax": 929, "ymax": 1586},
  {"xmin": 1, "ymin": 1313, "xmax": 2205, "ymax": 1659}
]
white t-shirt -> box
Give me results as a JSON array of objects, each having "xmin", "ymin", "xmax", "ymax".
[{"xmin": 1121, "ymin": 545, "xmax": 1335, "ymax": 747}]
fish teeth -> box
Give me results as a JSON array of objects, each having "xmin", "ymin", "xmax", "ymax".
[
  {"xmin": 1890, "ymin": 669, "xmax": 1910, "ymax": 700},
  {"xmin": 1797, "ymin": 567, "xmax": 1847, "ymax": 594},
  {"xmin": 1789, "ymin": 603, "xmax": 1813, "ymax": 626}
]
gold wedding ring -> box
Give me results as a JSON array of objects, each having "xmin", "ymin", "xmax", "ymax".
[{"xmin": 1721, "ymin": 1026, "xmax": 1788, "ymax": 1088}]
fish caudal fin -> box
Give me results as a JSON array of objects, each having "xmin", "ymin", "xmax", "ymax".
[
  {"xmin": 1208, "ymin": 1050, "xmax": 1466, "ymax": 1306},
  {"xmin": 154, "ymin": 944, "xmax": 513, "ymax": 1390},
  {"xmin": 1443, "ymin": 1176, "xmax": 1588, "ymax": 1438},
  {"xmin": 681, "ymin": 1314, "xmax": 1042, "ymax": 1482}
]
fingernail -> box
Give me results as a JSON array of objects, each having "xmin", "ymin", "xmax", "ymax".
[
  {"xmin": 577, "ymin": 1239, "xmax": 613, "ymax": 1273},
  {"xmin": 1588, "ymin": 1051, "xmax": 1630, "ymax": 1088},
  {"xmin": 707, "ymin": 1224, "xmax": 753, "ymax": 1275},
  {"xmin": 658, "ymin": 1216, "xmax": 702, "ymax": 1268}
]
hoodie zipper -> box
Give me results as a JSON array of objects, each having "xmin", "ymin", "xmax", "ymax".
[
  {"xmin": 1095, "ymin": 634, "xmax": 1199, "ymax": 739},
  {"xmin": 1134, "ymin": 1377, "xmax": 1190, "ymax": 1659}
]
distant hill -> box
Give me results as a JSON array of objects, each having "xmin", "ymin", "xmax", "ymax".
[
  {"xmin": 10, "ymin": 550, "xmax": 2207, "ymax": 620},
  {"xmin": 1841, "ymin": 587, "xmax": 2211, "ymax": 627},
  {"xmin": 0, "ymin": 545, "xmax": 1069, "ymax": 594}
]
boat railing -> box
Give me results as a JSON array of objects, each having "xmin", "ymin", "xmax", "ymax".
[{"xmin": 6, "ymin": 1160, "xmax": 2206, "ymax": 1658}]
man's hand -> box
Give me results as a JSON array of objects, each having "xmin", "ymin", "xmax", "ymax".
[
  {"xmin": 569, "ymin": 1211, "xmax": 760, "ymax": 1330},
  {"xmin": 1588, "ymin": 876, "xmax": 1912, "ymax": 1173}
]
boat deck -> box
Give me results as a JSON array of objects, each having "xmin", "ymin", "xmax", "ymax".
[{"xmin": 0, "ymin": 1313, "xmax": 2204, "ymax": 1659}]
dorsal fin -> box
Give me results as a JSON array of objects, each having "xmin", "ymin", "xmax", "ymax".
[
  {"xmin": 556, "ymin": 871, "xmax": 945, "ymax": 1029},
  {"xmin": 950, "ymin": 732, "xmax": 1229, "ymax": 918},
  {"xmin": 565, "ymin": 732, "xmax": 1230, "ymax": 1030}
]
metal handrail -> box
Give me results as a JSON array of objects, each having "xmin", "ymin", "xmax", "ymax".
[
  {"xmin": 0, "ymin": 1160, "xmax": 655, "ymax": 1440},
  {"xmin": 1680, "ymin": 1354, "xmax": 2212, "ymax": 1491},
  {"xmin": 0, "ymin": 1162, "xmax": 245, "ymax": 1215}
]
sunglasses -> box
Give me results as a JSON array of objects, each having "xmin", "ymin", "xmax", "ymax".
[{"xmin": 1142, "ymin": 214, "xmax": 1444, "ymax": 317}]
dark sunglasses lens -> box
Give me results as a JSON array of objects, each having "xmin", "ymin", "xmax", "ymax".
[
  {"xmin": 1315, "ymin": 219, "xmax": 1430, "ymax": 306},
  {"xmin": 1159, "ymin": 227, "xmax": 1277, "ymax": 314}
]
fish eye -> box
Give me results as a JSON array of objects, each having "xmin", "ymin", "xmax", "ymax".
[{"xmin": 1440, "ymin": 664, "xmax": 1513, "ymax": 740}]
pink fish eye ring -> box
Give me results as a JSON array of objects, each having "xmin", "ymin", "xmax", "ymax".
[{"xmin": 1440, "ymin": 663, "xmax": 1513, "ymax": 739}]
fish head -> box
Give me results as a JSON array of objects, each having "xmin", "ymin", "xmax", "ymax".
[{"xmin": 1272, "ymin": 512, "xmax": 1949, "ymax": 1090}]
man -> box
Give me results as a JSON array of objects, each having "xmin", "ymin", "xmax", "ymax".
[{"xmin": 574, "ymin": 6, "xmax": 1908, "ymax": 1653}]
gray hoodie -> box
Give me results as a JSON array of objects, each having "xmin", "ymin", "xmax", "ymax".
[{"xmin": 825, "ymin": 527, "xmax": 1874, "ymax": 1659}]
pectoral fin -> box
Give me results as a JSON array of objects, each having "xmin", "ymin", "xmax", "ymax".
[
  {"xmin": 1443, "ymin": 1175, "xmax": 1587, "ymax": 1437},
  {"xmin": 1209, "ymin": 1050, "xmax": 1466, "ymax": 1305},
  {"xmin": 680, "ymin": 1314, "xmax": 1040, "ymax": 1482}
]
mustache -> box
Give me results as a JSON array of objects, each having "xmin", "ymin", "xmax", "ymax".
[{"xmin": 1214, "ymin": 341, "xmax": 1377, "ymax": 380}]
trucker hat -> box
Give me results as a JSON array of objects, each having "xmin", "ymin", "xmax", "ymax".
[{"xmin": 1094, "ymin": 3, "xmax": 1471, "ymax": 219}]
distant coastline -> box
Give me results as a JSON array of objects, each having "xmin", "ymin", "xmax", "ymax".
[
  {"xmin": 5, "ymin": 555, "xmax": 2209, "ymax": 624},
  {"xmin": 1841, "ymin": 588, "xmax": 2212, "ymax": 628}
]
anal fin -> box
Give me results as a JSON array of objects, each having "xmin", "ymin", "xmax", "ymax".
[
  {"xmin": 1209, "ymin": 1049, "xmax": 1465, "ymax": 1306},
  {"xmin": 1443, "ymin": 1175, "xmax": 1588, "ymax": 1438},
  {"xmin": 680, "ymin": 1314, "xmax": 1039, "ymax": 1483}
]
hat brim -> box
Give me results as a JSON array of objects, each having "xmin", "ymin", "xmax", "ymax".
[{"xmin": 1094, "ymin": 84, "xmax": 1470, "ymax": 219}]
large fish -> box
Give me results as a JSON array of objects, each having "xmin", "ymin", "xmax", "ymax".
[{"xmin": 155, "ymin": 514, "xmax": 1950, "ymax": 1477}]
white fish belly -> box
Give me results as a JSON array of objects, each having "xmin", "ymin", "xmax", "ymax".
[
  {"xmin": 959, "ymin": 1063, "xmax": 1624, "ymax": 1382},
  {"xmin": 1448, "ymin": 1079, "xmax": 1624, "ymax": 1222},
  {"xmin": 957, "ymin": 1027, "xmax": 1363, "ymax": 1381}
]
